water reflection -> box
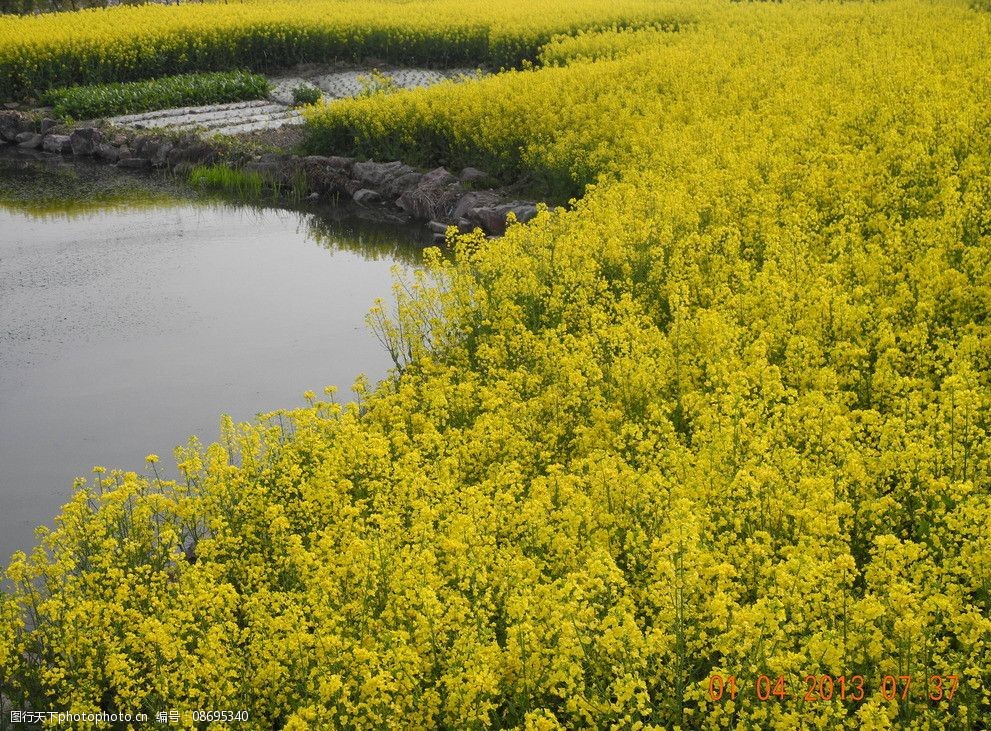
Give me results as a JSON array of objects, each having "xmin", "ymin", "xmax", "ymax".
[{"xmin": 0, "ymin": 151, "xmax": 419, "ymax": 562}]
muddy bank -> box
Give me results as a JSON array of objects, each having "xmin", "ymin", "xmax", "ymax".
[{"xmin": 0, "ymin": 110, "xmax": 540, "ymax": 243}]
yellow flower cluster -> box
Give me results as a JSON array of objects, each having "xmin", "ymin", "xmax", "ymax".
[
  {"xmin": 0, "ymin": 0, "xmax": 688, "ymax": 99},
  {"xmin": 5, "ymin": 0, "xmax": 991, "ymax": 729}
]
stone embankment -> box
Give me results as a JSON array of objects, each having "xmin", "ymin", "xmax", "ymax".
[{"xmin": 0, "ymin": 111, "xmax": 538, "ymax": 241}]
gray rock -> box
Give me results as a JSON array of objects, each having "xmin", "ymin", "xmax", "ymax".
[
  {"xmin": 468, "ymin": 202, "xmax": 538, "ymax": 235},
  {"xmin": 131, "ymin": 134, "xmax": 152, "ymax": 155},
  {"xmin": 394, "ymin": 165, "xmax": 468, "ymax": 219},
  {"xmin": 302, "ymin": 155, "xmax": 331, "ymax": 166},
  {"xmin": 40, "ymin": 118, "xmax": 57, "ymax": 135},
  {"xmin": 69, "ymin": 127, "xmax": 102, "ymax": 156},
  {"xmin": 133, "ymin": 134, "xmax": 174, "ymax": 162},
  {"xmin": 111, "ymin": 133, "xmax": 130, "ymax": 147},
  {"xmin": 42, "ymin": 134, "xmax": 72, "ymax": 153},
  {"xmin": 352, "ymin": 188, "xmax": 381, "ymax": 205},
  {"xmin": 259, "ymin": 152, "xmax": 290, "ymax": 165},
  {"xmin": 420, "ymin": 166, "xmax": 457, "ymax": 188},
  {"xmin": 325, "ymin": 155, "xmax": 355, "ymax": 171},
  {"xmin": 451, "ymin": 190, "xmax": 502, "ymax": 220},
  {"xmin": 509, "ymin": 203, "xmax": 537, "ymax": 224},
  {"xmin": 0, "ymin": 112, "xmax": 28, "ymax": 142},
  {"xmin": 17, "ymin": 134, "xmax": 43, "ymax": 149},
  {"xmin": 387, "ymin": 171, "xmax": 423, "ymax": 196},
  {"xmin": 353, "ymin": 160, "xmax": 416, "ymax": 189},
  {"xmin": 467, "ymin": 206, "xmax": 504, "ymax": 234},
  {"xmin": 94, "ymin": 143, "xmax": 120, "ymax": 163},
  {"xmin": 432, "ymin": 232, "xmax": 447, "ymax": 245},
  {"xmin": 137, "ymin": 139, "xmax": 161, "ymax": 160},
  {"xmin": 165, "ymin": 146, "xmax": 185, "ymax": 168},
  {"xmin": 426, "ymin": 220, "xmax": 448, "ymax": 234},
  {"xmin": 153, "ymin": 140, "xmax": 174, "ymax": 167},
  {"xmin": 15, "ymin": 132, "xmax": 41, "ymax": 148},
  {"xmin": 459, "ymin": 166, "xmax": 494, "ymax": 186},
  {"xmin": 190, "ymin": 143, "xmax": 218, "ymax": 165},
  {"xmin": 118, "ymin": 157, "xmax": 151, "ymax": 170},
  {"xmin": 300, "ymin": 156, "xmax": 350, "ymax": 195},
  {"xmin": 303, "ymin": 154, "xmax": 354, "ymax": 172},
  {"xmin": 166, "ymin": 140, "xmax": 216, "ymax": 167},
  {"xmin": 396, "ymin": 189, "xmax": 439, "ymax": 220}
]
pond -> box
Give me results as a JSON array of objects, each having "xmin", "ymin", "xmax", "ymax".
[{"xmin": 0, "ymin": 151, "xmax": 422, "ymax": 563}]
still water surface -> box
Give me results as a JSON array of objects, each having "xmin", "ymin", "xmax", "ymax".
[{"xmin": 0, "ymin": 171, "xmax": 418, "ymax": 562}]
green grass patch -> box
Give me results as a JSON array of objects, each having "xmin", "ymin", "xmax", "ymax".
[
  {"xmin": 291, "ymin": 83, "xmax": 322, "ymax": 106},
  {"xmin": 42, "ymin": 71, "xmax": 270, "ymax": 120},
  {"xmin": 187, "ymin": 164, "xmax": 266, "ymax": 199},
  {"xmin": 186, "ymin": 162, "xmax": 313, "ymax": 203}
]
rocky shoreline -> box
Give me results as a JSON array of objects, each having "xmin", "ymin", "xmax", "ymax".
[{"xmin": 0, "ymin": 110, "xmax": 538, "ymax": 242}]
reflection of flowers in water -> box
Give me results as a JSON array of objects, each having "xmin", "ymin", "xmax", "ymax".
[
  {"xmin": 191, "ymin": 194, "xmax": 426, "ymax": 265},
  {"xmin": 0, "ymin": 196, "xmax": 180, "ymax": 222},
  {"xmin": 0, "ymin": 153, "xmax": 178, "ymax": 221},
  {"xmin": 304, "ymin": 210, "xmax": 425, "ymax": 265},
  {"xmin": 0, "ymin": 153, "xmax": 424, "ymax": 265}
]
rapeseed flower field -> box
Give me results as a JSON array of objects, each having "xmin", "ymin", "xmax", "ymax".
[
  {"xmin": 0, "ymin": 0, "xmax": 687, "ymax": 99},
  {"xmin": 3, "ymin": 0, "xmax": 991, "ymax": 728}
]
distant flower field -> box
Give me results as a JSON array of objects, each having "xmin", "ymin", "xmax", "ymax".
[
  {"xmin": 3, "ymin": 0, "xmax": 991, "ymax": 729},
  {"xmin": 0, "ymin": 0, "xmax": 688, "ymax": 99}
]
